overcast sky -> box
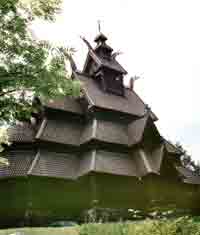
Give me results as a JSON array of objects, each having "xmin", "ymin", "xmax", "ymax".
[{"xmin": 32, "ymin": 0, "xmax": 200, "ymax": 161}]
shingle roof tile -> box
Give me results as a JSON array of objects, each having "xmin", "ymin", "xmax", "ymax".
[
  {"xmin": 0, "ymin": 150, "xmax": 35, "ymax": 177},
  {"xmin": 37, "ymin": 118, "xmax": 83, "ymax": 146},
  {"xmin": 30, "ymin": 151, "xmax": 78, "ymax": 179},
  {"xmin": 8, "ymin": 122, "xmax": 36, "ymax": 143}
]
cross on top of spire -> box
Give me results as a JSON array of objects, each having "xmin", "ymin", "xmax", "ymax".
[{"xmin": 98, "ymin": 20, "xmax": 101, "ymax": 34}]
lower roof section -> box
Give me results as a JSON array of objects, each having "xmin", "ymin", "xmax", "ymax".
[
  {"xmin": 29, "ymin": 151, "xmax": 78, "ymax": 179},
  {"xmin": 36, "ymin": 118, "xmax": 83, "ymax": 146},
  {"xmin": 35, "ymin": 115, "xmax": 162, "ymax": 149},
  {"xmin": 0, "ymin": 150, "xmax": 35, "ymax": 177},
  {"xmin": 8, "ymin": 116, "xmax": 181, "ymax": 160},
  {"xmin": 79, "ymin": 150, "xmax": 138, "ymax": 177},
  {"xmin": 80, "ymin": 119, "xmax": 129, "ymax": 146},
  {"xmin": 0, "ymin": 145, "xmax": 169, "ymax": 180}
]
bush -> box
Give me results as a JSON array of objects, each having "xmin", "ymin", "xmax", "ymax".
[{"xmin": 79, "ymin": 217, "xmax": 200, "ymax": 235}]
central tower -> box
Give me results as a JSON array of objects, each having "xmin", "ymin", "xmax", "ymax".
[{"xmin": 82, "ymin": 32, "xmax": 127, "ymax": 96}]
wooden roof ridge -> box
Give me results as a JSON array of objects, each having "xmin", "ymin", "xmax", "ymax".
[
  {"xmin": 151, "ymin": 144, "xmax": 165, "ymax": 173},
  {"xmin": 35, "ymin": 118, "xmax": 47, "ymax": 139},
  {"xmin": 128, "ymin": 115, "xmax": 149, "ymax": 146},
  {"xmin": 81, "ymin": 36, "xmax": 101, "ymax": 73},
  {"xmin": 82, "ymin": 51, "xmax": 91, "ymax": 74},
  {"xmin": 27, "ymin": 150, "xmax": 40, "ymax": 175},
  {"xmin": 130, "ymin": 145, "xmax": 164, "ymax": 178},
  {"xmin": 163, "ymin": 139, "xmax": 183, "ymax": 156},
  {"xmin": 140, "ymin": 145, "xmax": 164, "ymax": 176},
  {"xmin": 145, "ymin": 116, "xmax": 162, "ymax": 138},
  {"xmin": 128, "ymin": 112, "xmax": 160, "ymax": 147},
  {"xmin": 126, "ymin": 87, "xmax": 158, "ymax": 121}
]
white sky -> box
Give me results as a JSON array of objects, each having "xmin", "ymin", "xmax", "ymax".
[{"xmin": 32, "ymin": 0, "xmax": 200, "ymax": 161}]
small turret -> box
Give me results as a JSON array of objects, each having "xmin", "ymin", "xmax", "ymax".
[
  {"xmin": 94, "ymin": 33, "xmax": 113, "ymax": 58},
  {"xmin": 94, "ymin": 33, "xmax": 108, "ymax": 44},
  {"xmin": 82, "ymin": 26, "xmax": 127, "ymax": 96}
]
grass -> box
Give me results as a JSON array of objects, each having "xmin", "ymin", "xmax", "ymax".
[{"xmin": 0, "ymin": 227, "xmax": 79, "ymax": 235}]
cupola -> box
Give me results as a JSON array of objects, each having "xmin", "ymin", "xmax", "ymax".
[{"xmin": 82, "ymin": 31, "xmax": 127, "ymax": 96}]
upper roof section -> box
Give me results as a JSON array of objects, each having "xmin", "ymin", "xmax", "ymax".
[
  {"xmin": 82, "ymin": 33, "xmax": 127, "ymax": 75},
  {"xmin": 38, "ymin": 97, "xmax": 83, "ymax": 116},
  {"xmin": 75, "ymin": 72, "xmax": 158, "ymax": 120}
]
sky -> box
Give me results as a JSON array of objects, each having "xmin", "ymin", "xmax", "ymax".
[{"xmin": 31, "ymin": 0, "xmax": 200, "ymax": 161}]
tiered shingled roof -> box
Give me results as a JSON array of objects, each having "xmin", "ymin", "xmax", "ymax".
[{"xmin": 2, "ymin": 30, "xmax": 183, "ymax": 181}]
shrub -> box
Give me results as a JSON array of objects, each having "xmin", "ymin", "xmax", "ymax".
[{"xmin": 79, "ymin": 217, "xmax": 200, "ymax": 235}]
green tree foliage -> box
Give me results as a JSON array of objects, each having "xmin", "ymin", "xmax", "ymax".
[
  {"xmin": 0, "ymin": 0, "xmax": 80, "ymax": 123},
  {"xmin": 176, "ymin": 142, "xmax": 200, "ymax": 175},
  {"xmin": 0, "ymin": 126, "xmax": 9, "ymax": 165}
]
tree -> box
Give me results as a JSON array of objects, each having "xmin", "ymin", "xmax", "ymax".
[
  {"xmin": 0, "ymin": 126, "xmax": 9, "ymax": 165},
  {"xmin": 0, "ymin": 0, "xmax": 81, "ymax": 162},
  {"xmin": 0, "ymin": 0, "xmax": 80, "ymax": 123},
  {"xmin": 176, "ymin": 142, "xmax": 200, "ymax": 175}
]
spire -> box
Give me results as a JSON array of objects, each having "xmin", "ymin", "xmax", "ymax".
[
  {"xmin": 93, "ymin": 23, "xmax": 113, "ymax": 58},
  {"xmin": 98, "ymin": 20, "xmax": 101, "ymax": 34},
  {"xmin": 82, "ymin": 25, "xmax": 127, "ymax": 92},
  {"xmin": 94, "ymin": 20, "xmax": 109, "ymax": 46}
]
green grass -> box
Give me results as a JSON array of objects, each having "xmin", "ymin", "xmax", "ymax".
[{"xmin": 0, "ymin": 227, "xmax": 79, "ymax": 235}]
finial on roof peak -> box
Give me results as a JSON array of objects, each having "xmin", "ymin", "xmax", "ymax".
[
  {"xmin": 94, "ymin": 21, "xmax": 108, "ymax": 44},
  {"xmin": 97, "ymin": 20, "xmax": 101, "ymax": 34}
]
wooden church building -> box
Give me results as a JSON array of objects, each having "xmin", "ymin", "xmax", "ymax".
[{"xmin": 0, "ymin": 31, "xmax": 198, "ymax": 227}]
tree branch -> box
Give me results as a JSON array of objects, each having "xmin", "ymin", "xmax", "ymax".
[
  {"xmin": 0, "ymin": 89, "xmax": 18, "ymax": 97},
  {"xmin": 0, "ymin": 69, "xmax": 43, "ymax": 81}
]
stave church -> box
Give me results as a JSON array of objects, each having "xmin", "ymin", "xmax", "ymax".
[{"xmin": 0, "ymin": 30, "xmax": 198, "ymax": 227}]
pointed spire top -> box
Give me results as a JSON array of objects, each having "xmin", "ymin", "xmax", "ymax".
[
  {"xmin": 98, "ymin": 20, "xmax": 101, "ymax": 34},
  {"xmin": 94, "ymin": 20, "xmax": 108, "ymax": 44}
]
